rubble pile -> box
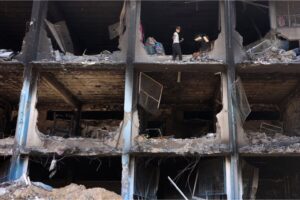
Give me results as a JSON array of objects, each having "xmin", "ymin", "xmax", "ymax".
[
  {"xmin": 245, "ymin": 33, "xmax": 300, "ymax": 64},
  {"xmin": 132, "ymin": 133, "xmax": 229, "ymax": 155},
  {"xmin": 24, "ymin": 134, "xmax": 122, "ymax": 156},
  {"xmin": 240, "ymin": 131, "xmax": 300, "ymax": 154},
  {"xmin": 0, "ymin": 182, "xmax": 121, "ymax": 200},
  {"xmin": 81, "ymin": 119, "xmax": 121, "ymax": 139},
  {"xmin": 144, "ymin": 54, "xmax": 223, "ymax": 64},
  {"xmin": 0, "ymin": 49, "xmax": 16, "ymax": 61},
  {"xmin": 51, "ymin": 50, "xmax": 125, "ymax": 64},
  {"xmin": 0, "ymin": 137, "xmax": 14, "ymax": 155}
]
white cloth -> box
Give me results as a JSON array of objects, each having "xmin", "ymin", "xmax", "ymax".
[{"xmin": 173, "ymin": 32, "xmax": 179, "ymax": 44}]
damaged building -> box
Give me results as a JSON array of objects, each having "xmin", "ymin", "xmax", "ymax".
[{"xmin": 1, "ymin": 0, "xmax": 300, "ymax": 199}]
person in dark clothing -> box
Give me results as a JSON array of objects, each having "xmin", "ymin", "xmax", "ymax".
[{"xmin": 172, "ymin": 26, "xmax": 183, "ymax": 61}]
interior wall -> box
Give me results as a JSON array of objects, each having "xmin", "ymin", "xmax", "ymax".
[
  {"xmin": 282, "ymin": 97, "xmax": 300, "ymax": 136},
  {"xmin": 37, "ymin": 108, "xmax": 123, "ymax": 138}
]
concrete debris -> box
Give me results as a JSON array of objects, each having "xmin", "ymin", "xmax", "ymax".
[
  {"xmin": 140, "ymin": 54, "xmax": 223, "ymax": 64},
  {"xmin": 0, "ymin": 137, "xmax": 14, "ymax": 155},
  {"xmin": 51, "ymin": 50, "xmax": 125, "ymax": 64},
  {"xmin": 132, "ymin": 134, "xmax": 229, "ymax": 155},
  {"xmin": 240, "ymin": 130, "xmax": 300, "ymax": 154},
  {"xmin": 245, "ymin": 32, "xmax": 300, "ymax": 64},
  {"xmin": 23, "ymin": 135, "xmax": 122, "ymax": 156},
  {"xmin": 31, "ymin": 181, "xmax": 53, "ymax": 192},
  {"xmin": 0, "ymin": 182, "xmax": 121, "ymax": 200},
  {"xmin": 0, "ymin": 49, "xmax": 15, "ymax": 61},
  {"xmin": 81, "ymin": 119, "xmax": 121, "ymax": 139}
]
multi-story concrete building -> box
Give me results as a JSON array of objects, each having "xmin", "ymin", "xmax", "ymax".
[{"xmin": 0, "ymin": 0, "xmax": 300, "ymax": 199}]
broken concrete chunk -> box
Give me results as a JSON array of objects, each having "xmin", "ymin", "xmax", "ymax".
[{"xmin": 0, "ymin": 49, "xmax": 15, "ymax": 61}]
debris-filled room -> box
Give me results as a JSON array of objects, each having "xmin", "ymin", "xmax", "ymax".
[
  {"xmin": 29, "ymin": 156, "xmax": 121, "ymax": 193},
  {"xmin": 30, "ymin": 68, "xmax": 125, "ymax": 154},
  {"xmin": 134, "ymin": 157, "xmax": 225, "ymax": 199},
  {"xmin": 1, "ymin": 1, "xmax": 300, "ymax": 200},
  {"xmin": 137, "ymin": 1, "xmax": 223, "ymax": 63},
  {"xmin": 235, "ymin": 1, "xmax": 300, "ymax": 63},
  {"xmin": 238, "ymin": 73, "xmax": 300, "ymax": 154}
]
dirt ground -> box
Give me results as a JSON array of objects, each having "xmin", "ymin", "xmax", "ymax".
[{"xmin": 0, "ymin": 182, "xmax": 121, "ymax": 200}]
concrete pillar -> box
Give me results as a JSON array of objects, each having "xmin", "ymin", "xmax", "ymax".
[
  {"xmin": 269, "ymin": 1, "xmax": 277, "ymax": 30},
  {"xmin": 8, "ymin": 1, "xmax": 49, "ymax": 181},
  {"xmin": 223, "ymin": 0, "xmax": 243, "ymax": 199},
  {"xmin": 121, "ymin": 1, "xmax": 140, "ymax": 199}
]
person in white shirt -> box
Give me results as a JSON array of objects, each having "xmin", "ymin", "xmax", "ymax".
[{"xmin": 172, "ymin": 26, "xmax": 183, "ymax": 61}]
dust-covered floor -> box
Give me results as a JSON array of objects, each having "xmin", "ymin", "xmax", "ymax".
[
  {"xmin": 131, "ymin": 134, "xmax": 229, "ymax": 155},
  {"xmin": 23, "ymin": 135, "xmax": 122, "ymax": 156},
  {"xmin": 240, "ymin": 131, "xmax": 300, "ymax": 155},
  {"xmin": 0, "ymin": 182, "xmax": 121, "ymax": 200}
]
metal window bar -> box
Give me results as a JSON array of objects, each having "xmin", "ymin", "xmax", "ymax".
[
  {"xmin": 138, "ymin": 72, "xmax": 163, "ymax": 113},
  {"xmin": 276, "ymin": 1, "xmax": 300, "ymax": 27},
  {"xmin": 260, "ymin": 122, "xmax": 283, "ymax": 135}
]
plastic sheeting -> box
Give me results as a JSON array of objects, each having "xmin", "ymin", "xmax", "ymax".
[{"xmin": 138, "ymin": 72, "xmax": 163, "ymax": 114}]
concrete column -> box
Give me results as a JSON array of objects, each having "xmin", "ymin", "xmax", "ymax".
[
  {"xmin": 269, "ymin": 1, "xmax": 277, "ymax": 30},
  {"xmin": 121, "ymin": 1, "xmax": 140, "ymax": 199},
  {"xmin": 223, "ymin": 0, "xmax": 243, "ymax": 199},
  {"xmin": 8, "ymin": 1, "xmax": 48, "ymax": 181}
]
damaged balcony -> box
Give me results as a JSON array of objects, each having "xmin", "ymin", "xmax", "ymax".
[
  {"xmin": 0, "ymin": 66, "xmax": 24, "ymax": 156},
  {"xmin": 131, "ymin": 71, "xmax": 230, "ymax": 156},
  {"xmin": 134, "ymin": 156, "xmax": 225, "ymax": 199},
  {"xmin": 237, "ymin": 73, "xmax": 300, "ymax": 155},
  {"xmin": 135, "ymin": 1, "xmax": 226, "ymax": 66},
  {"xmin": 242, "ymin": 157, "xmax": 300, "ymax": 199},
  {"xmin": 35, "ymin": 1, "xmax": 126, "ymax": 65},
  {"xmin": 0, "ymin": 1, "xmax": 32, "ymax": 63},
  {"xmin": 235, "ymin": 1, "xmax": 300, "ymax": 65},
  {"xmin": 22, "ymin": 67, "xmax": 125, "ymax": 156}
]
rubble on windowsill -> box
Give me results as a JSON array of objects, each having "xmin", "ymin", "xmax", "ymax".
[
  {"xmin": 240, "ymin": 131, "xmax": 300, "ymax": 155},
  {"xmin": 23, "ymin": 134, "xmax": 122, "ymax": 156},
  {"xmin": 0, "ymin": 180, "xmax": 121, "ymax": 200},
  {"xmin": 0, "ymin": 137, "xmax": 14, "ymax": 155},
  {"xmin": 131, "ymin": 133, "xmax": 229, "ymax": 155},
  {"xmin": 139, "ymin": 54, "xmax": 223, "ymax": 64},
  {"xmin": 0, "ymin": 49, "xmax": 18, "ymax": 62},
  {"xmin": 39, "ymin": 50, "xmax": 125, "ymax": 65},
  {"xmin": 244, "ymin": 47, "xmax": 300, "ymax": 65}
]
